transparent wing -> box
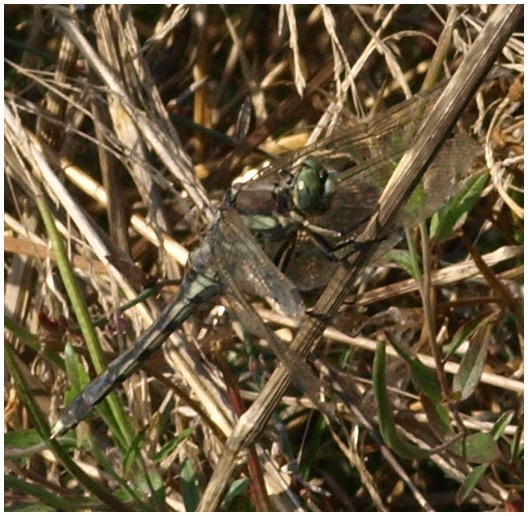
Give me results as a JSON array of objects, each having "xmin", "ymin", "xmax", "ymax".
[
  {"xmin": 209, "ymin": 208, "xmax": 304, "ymax": 324},
  {"xmin": 238, "ymin": 84, "xmax": 481, "ymax": 292},
  {"xmin": 245, "ymin": 83, "xmax": 445, "ymax": 186},
  {"xmin": 209, "ymin": 209, "xmax": 335, "ymax": 418},
  {"xmin": 308, "ymin": 135, "xmax": 481, "ymax": 235},
  {"xmin": 237, "ymin": 83, "xmax": 477, "ymax": 240}
]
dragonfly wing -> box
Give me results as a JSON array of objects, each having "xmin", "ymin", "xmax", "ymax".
[
  {"xmin": 281, "ymin": 232, "xmax": 340, "ymax": 291},
  {"xmin": 246, "ymin": 84, "xmax": 444, "ymax": 185},
  {"xmin": 231, "ymin": 84, "xmax": 481, "ymax": 293},
  {"xmin": 233, "ymin": 84, "xmax": 447, "ymax": 243},
  {"xmin": 208, "ymin": 213, "xmax": 337, "ymax": 419},
  {"xmin": 213, "ymin": 246, "xmax": 336, "ymax": 419},
  {"xmin": 209, "ymin": 208, "xmax": 304, "ymax": 323},
  {"xmin": 398, "ymin": 135, "xmax": 482, "ymax": 227}
]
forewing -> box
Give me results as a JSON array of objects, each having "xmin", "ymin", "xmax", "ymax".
[
  {"xmin": 244, "ymin": 84, "xmax": 444, "ymax": 186},
  {"xmin": 209, "ymin": 208, "xmax": 304, "ymax": 322}
]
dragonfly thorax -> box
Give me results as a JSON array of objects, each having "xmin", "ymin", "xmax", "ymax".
[{"xmin": 224, "ymin": 180, "xmax": 297, "ymax": 240}]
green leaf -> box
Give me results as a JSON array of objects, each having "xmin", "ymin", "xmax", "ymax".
[
  {"xmin": 300, "ymin": 413, "xmax": 328, "ymax": 479},
  {"xmin": 63, "ymin": 341, "xmax": 91, "ymax": 401},
  {"xmin": 153, "ymin": 428, "xmax": 193, "ymax": 462},
  {"xmin": 123, "ymin": 430, "xmax": 147, "ymax": 478},
  {"xmin": 456, "ymin": 464, "xmax": 489, "ymax": 505},
  {"xmin": 222, "ymin": 478, "xmax": 250, "ymax": 505},
  {"xmin": 4, "ymin": 314, "xmax": 64, "ymax": 369},
  {"xmin": 387, "ymin": 335, "xmax": 442, "ymax": 402},
  {"xmin": 134, "ymin": 469, "xmax": 166, "ymax": 510},
  {"xmin": 452, "ymin": 326, "xmax": 490, "ymax": 401},
  {"xmin": 451, "ymin": 432, "xmax": 500, "ymax": 463},
  {"xmin": 442, "ymin": 315, "xmax": 490, "ymax": 359},
  {"xmin": 420, "ymin": 395, "xmax": 451, "ymax": 437},
  {"xmin": 490, "ymin": 411, "xmax": 515, "ymax": 441},
  {"xmin": 7, "ymin": 502, "xmax": 56, "ymax": 511},
  {"xmin": 4, "ymin": 429, "xmax": 43, "ymax": 449},
  {"xmin": 84, "ymin": 437, "xmax": 154, "ymax": 511},
  {"xmin": 181, "ymin": 458, "xmax": 200, "ymax": 511},
  {"xmin": 5, "ymin": 474, "xmax": 86, "ymax": 511},
  {"xmin": 373, "ymin": 340, "xmax": 432, "ymax": 460},
  {"xmin": 37, "ymin": 194, "xmax": 134, "ymax": 448},
  {"xmin": 383, "ymin": 249, "xmax": 422, "ymax": 279},
  {"xmin": 62, "ymin": 343, "xmax": 121, "ymax": 448},
  {"xmin": 430, "ymin": 172, "xmax": 488, "ymax": 243}
]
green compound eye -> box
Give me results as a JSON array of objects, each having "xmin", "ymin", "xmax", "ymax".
[
  {"xmin": 293, "ymin": 158, "xmax": 324, "ymax": 211},
  {"xmin": 293, "ymin": 158, "xmax": 334, "ymax": 212}
]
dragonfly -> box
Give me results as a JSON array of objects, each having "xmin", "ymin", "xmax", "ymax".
[
  {"xmin": 51, "ymin": 208, "xmax": 335, "ymax": 437},
  {"xmin": 51, "ymin": 84, "xmax": 480, "ymax": 437},
  {"xmin": 230, "ymin": 83, "xmax": 481, "ymax": 290}
]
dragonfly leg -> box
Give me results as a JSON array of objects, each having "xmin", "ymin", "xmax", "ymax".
[
  {"xmin": 305, "ymin": 306, "xmax": 333, "ymax": 324},
  {"xmin": 272, "ymin": 232, "xmax": 298, "ymax": 271},
  {"xmin": 331, "ymin": 233, "xmax": 386, "ymax": 258},
  {"xmin": 309, "ymin": 215, "xmax": 386, "ymax": 261},
  {"xmin": 301, "ymin": 229, "xmax": 376, "ymax": 262}
]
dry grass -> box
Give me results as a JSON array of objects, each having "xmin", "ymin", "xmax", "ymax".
[{"xmin": 4, "ymin": 5, "xmax": 523, "ymax": 511}]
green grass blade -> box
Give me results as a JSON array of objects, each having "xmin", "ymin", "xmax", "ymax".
[
  {"xmin": 5, "ymin": 342, "xmax": 130, "ymax": 511},
  {"xmin": 35, "ymin": 193, "xmax": 134, "ymax": 446}
]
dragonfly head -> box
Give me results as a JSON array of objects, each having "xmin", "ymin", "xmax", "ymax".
[{"xmin": 292, "ymin": 158, "xmax": 335, "ymax": 212}]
